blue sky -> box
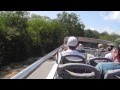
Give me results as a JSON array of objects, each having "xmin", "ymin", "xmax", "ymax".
[{"xmin": 30, "ymin": 11, "xmax": 120, "ymax": 35}]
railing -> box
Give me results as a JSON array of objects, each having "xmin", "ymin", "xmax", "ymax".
[
  {"xmin": 46, "ymin": 51, "xmax": 61, "ymax": 79},
  {"xmin": 11, "ymin": 45, "xmax": 62, "ymax": 79}
]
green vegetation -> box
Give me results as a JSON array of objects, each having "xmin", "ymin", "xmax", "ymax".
[{"xmin": 0, "ymin": 11, "xmax": 120, "ymax": 65}]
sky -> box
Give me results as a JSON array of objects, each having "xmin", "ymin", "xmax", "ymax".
[{"xmin": 30, "ymin": 11, "xmax": 120, "ymax": 35}]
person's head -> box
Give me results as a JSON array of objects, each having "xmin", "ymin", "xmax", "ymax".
[
  {"xmin": 77, "ymin": 43, "xmax": 84, "ymax": 50},
  {"xmin": 112, "ymin": 46, "xmax": 120, "ymax": 62},
  {"xmin": 67, "ymin": 36, "xmax": 78, "ymax": 50},
  {"xmin": 107, "ymin": 46, "xmax": 114, "ymax": 52},
  {"xmin": 79, "ymin": 44, "xmax": 83, "ymax": 47},
  {"xmin": 98, "ymin": 44, "xmax": 104, "ymax": 49}
]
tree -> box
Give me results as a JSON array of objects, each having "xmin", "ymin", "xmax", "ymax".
[
  {"xmin": 0, "ymin": 11, "xmax": 30, "ymax": 65},
  {"xmin": 27, "ymin": 15, "xmax": 55, "ymax": 55},
  {"xmin": 93, "ymin": 30, "xmax": 100, "ymax": 39},
  {"xmin": 110, "ymin": 33, "xmax": 120, "ymax": 44},
  {"xmin": 100, "ymin": 31, "xmax": 113, "ymax": 42},
  {"xmin": 57, "ymin": 12, "xmax": 85, "ymax": 37},
  {"xmin": 115, "ymin": 38, "xmax": 120, "ymax": 46},
  {"xmin": 84, "ymin": 29, "xmax": 100, "ymax": 39}
]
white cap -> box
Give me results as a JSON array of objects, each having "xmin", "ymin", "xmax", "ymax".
[{"xmin": 67, "ymin": 36, "xmax": 78, "ymax": 46}]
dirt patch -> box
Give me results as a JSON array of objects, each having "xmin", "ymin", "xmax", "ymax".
[{"xmin": 0, "ymin": 57, "xmax": 39, "ymax": 79}]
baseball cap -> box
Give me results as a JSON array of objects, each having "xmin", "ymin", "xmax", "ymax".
[{"xmin": 67, "ymin": 36, "xmax": 78, "ymax": 46}]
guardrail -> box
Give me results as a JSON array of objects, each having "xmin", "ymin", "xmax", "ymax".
[
  {"xmin": 11, "ymin": 45, "xmax": 62, "ymax": 79},
  {"xmin": 46, "ymin": 51, "xmax": 61, "ymax": 79}
]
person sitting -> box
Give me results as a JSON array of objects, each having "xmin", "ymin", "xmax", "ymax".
[
  {"xmin": 77, "ymin": 43, "xmax": 84, "ymax": 50},
  {"xmin": 97, "ymin": 44, "xmax": 105, "ymax": 52},
  {"xmin": 95, "ymin": 46, "xmax": 120, "ymax": 78},
  {"xmin": 105, "ymin": 45, "xmax": 114, "ymax": 60},
  {"xmin": 76, "ymin": 43, "xmax": 85, "ymax": 53},
  {"xmin": 61, "ymin": 36, "xmax": 85, "ymax": 57},
  {"xmin": 96, "ymin": 44, "xmax": 106, "ymax": 57}
]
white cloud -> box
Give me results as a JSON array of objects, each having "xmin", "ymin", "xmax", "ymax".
[
  {"xmin": 85, "ymin": 26, "xmax": 96, "ymax": 30},
  {"xmin": 100, "ymin": 11, "xmax": 120, "ymax": 22},
  {"xmin": 99, "ymin": 26, "xmax": 117, "ymax": 34}
]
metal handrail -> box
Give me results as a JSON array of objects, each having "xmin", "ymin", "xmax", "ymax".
[
  {"xmin": 46, "ymin": 51, "xmax": 62, "ymax": 79},
  {"xmin": 11, "ymin": 45, "xmax": 62, "ymax": 79}
]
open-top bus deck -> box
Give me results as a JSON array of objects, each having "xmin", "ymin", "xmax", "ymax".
[{"xmin": 11, "ymin": 37, "xmax": 120, "ymax": 79}]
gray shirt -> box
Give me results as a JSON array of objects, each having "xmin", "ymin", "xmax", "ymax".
[{"xmin": 61, "ymin": 49, "xmax": 85, "ymax": 58}]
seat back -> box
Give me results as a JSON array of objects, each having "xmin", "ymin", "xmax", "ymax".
[
  {"xmin": 104, "ymin": 69, "xmax": 120, "ymax": 79},
  {"xmin": 60, "ymin": 55, "xmax": 86, "ymax": 64},
  {"xmin": 57, "ymin": 63, "xmax": 101, "ymax": 79},
  {"xmin": 88, "ymin": 57, "xmax": 113, "ymax": 66}
]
